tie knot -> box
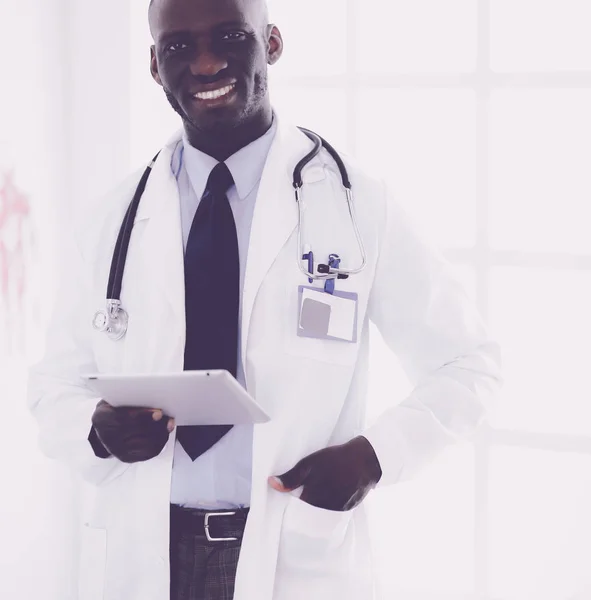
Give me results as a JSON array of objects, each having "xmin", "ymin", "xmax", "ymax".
[{"xmin": 206, "ymin": 162, "xmax": 234, "ymax": 196}]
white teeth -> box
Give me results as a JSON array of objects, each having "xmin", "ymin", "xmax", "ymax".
[{"xmin": 194, "ymin": 84, "xmax": 235, "ymax": 101}]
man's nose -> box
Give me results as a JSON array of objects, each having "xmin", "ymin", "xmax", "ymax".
[{"xmin": 190, "ymin": 44, "xmax": 228, "ymax": 78}]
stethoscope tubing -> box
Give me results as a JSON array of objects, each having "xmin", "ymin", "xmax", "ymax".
[
  {"xmin": 96, "ymin": 128, "xmax": 367, "ymax": 339},
  {"xmin": 294, "ymin": 128, "xmax": 366, "ymax": 281},
  {"xmin": 107, "ymin": 153, "xmax": 160, "ymax": 301}
]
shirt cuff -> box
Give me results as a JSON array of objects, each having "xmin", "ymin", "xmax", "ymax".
[{"xmin": 88, "ymin": 426, "xmax": 112, "ymax": 459}]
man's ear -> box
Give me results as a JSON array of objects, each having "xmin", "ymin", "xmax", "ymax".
[
  {"xmin": 150, "ymin": 46, "xmax": 163, "ymax": 86},
  {"xmin": 267, "ymin": 25, "xmax": 283, "ymax": 65}
]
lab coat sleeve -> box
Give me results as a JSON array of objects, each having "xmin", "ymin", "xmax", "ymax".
[
  {"xmin": 27, "ymin": 226, "xmax": 130, "ymax": 487},
  {"xmin": 362, "ymin": 184, "xmax": 502, "ymax": 486}
]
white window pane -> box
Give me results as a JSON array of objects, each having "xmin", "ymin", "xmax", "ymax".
[
  {"xmin": 488, "ymin": 267, "xmax": 591, "ymax": 435},
  {"xmin": 357, "ymin": 90, "xmax": 477, "ymax": 249},
  {"xmin": 491, "ymin": 0, "xmax": 591, "ymax": 72},
  {"xmin": 356, "ymin": 0, "xmax": 477, "ymax": 74},
  {"xmin": 489, "ymin": 447, "xmax": 591, "ymax": 599},
  {"xmin": 269, "ymin": 0, "xmax": 347, "ymax": 77},
  {"xmin": 270, "ymin": 85, "xmax": 349, "ymax": 152},
  {"xmin": 367, "ymin": 445, "xmax": 475, "ymax": 594},
  {"xmin": 490, "ymin": 90, "xmax": 591, "ymax": 253},
  {"xmin": 450, "ymin": 263, "xmax": 477, "ymax": 306}
]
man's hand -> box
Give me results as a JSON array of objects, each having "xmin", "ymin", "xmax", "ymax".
[
  {"xmin": 268, "ymin": 436, "xmax": 383, "ymax": 512},
  {"xmin": 91, "ymin": 400, "xmax": 175, "ymax": 463}
]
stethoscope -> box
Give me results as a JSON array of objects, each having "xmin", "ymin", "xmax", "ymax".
[{"xmin": 92, "ymin": 127, "xmax": 367, "ymax": 341}]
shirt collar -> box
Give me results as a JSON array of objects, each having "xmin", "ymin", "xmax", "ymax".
[{"xmin": 181, "ymin": 116, "xmax": 278, "ymax": 201}]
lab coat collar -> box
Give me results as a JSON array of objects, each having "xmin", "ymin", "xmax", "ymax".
[
  {"xmin": 134, "ymin": 136, "xmax": 182, "ymax": 222},
  {"xmin": 135, "ymin": 111, "xmax": 299, "ymax": 222}
]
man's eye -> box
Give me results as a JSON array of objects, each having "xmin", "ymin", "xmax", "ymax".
[
  {"xmin": 221, "ymin": 32, "xmax": 247, "ymax": 42},
  {"xmin": 165, "ymin": 42, "xmax": 189, "ymax": 53}
]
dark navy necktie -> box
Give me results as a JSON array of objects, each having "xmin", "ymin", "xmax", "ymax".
[{"xmin": 176, "ymin": 162, "xmax": 239, "ymax": 461}]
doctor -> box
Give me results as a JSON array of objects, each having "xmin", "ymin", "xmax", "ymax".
[{"xmin": 28, "ymin": 0, "xmax": 502, "ymax": 598}]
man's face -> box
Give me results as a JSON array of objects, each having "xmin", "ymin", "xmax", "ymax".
[{"xmin": 149, "ymin": 0, "xmax": 282, "ymax": 134}]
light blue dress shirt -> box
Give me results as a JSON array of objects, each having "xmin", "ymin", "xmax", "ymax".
[{"xmin": 169, "ymin": 119, "xmax": 277, "ymax": 509}]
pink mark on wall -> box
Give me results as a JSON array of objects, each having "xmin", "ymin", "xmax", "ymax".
[{"xmin": 0, "ymin": 170, "xmax": 32, "ymax": 350}]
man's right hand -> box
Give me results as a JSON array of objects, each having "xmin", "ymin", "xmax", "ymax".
[{"xmin": 91, "ymin": 400, "xmax": 175, "ymax": 463}]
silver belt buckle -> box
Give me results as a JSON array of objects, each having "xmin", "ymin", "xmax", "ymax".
[{"xmin": 204, "ymin": 511, "xmax": 238, "ymax": 542}]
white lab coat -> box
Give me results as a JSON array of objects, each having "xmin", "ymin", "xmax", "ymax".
[{"xmin": 28, "ymin": 115, "xmax": 502, "ymax": 600}]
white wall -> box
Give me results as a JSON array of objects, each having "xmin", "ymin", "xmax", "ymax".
[
  {"xmin": 66, "ymin": 0, "xmax": 132, "ymax": 201},
  {"xmin": 0, "ymin": 0, "xmax": 74, "ymax": 598},
  {"xmin": 0, "ymin": 2, "xmax": 133, "ymax": 598}
]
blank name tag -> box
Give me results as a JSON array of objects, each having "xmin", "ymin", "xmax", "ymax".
[{"xmin": 297, "ymin": 286, "xmax": 359, "ymax": 343}]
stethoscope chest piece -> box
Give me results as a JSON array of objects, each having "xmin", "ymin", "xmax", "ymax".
[{"xmin": 92, "ymin": 299, "xmax": 129, "ymax": 341}]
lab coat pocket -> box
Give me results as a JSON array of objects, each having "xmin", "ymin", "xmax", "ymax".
[
  {"xmin": 283, "ymin": 333, "xmax": 359, "ymax": 366},
  {"xmin": 79, "ymin": 524, "xmax": 107, "ymax": 600},
  {"xmin": 278, "ymin": 495, "xmax": 354, "ymax": 574},
  {"xmin": 281, "ymin": 283, "xmax": 360, "ymax": 366}
]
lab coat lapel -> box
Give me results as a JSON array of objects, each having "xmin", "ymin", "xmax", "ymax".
[
  {"xmin": 240, "ymin": 120, "xmax": 312, "ymax": 376},
  {"xmin": 127, "ymin": 137, "xmax": 186, "ymax": 369}
]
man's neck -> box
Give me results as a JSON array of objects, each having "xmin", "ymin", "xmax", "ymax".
[{"xmin": 184, "ymin": 108, "xmax": 273, "ymax": 162}]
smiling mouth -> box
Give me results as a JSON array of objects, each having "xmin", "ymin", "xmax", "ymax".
[{"xmin": 193, "ymin": 83, "xmax": 236, "ymax": 101}]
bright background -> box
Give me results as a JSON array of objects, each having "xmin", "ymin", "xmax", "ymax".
[{"xmin": 2, "ymin": 0, "xmax": 591, "ymax": 598}]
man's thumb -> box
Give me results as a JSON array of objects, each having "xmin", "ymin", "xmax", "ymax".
[{"xmin": 270, "ymin": 460, "xmax": 312, "ymax": 492}]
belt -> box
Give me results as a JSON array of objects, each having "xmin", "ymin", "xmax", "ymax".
[{"xmin": 170, "ymin": 504, "xmax": 250, "ymax": 543}]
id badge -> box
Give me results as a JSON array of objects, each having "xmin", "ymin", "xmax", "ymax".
[{"xmin": 297, "ymin": 285, "xmax": 359, "ymax": 343}]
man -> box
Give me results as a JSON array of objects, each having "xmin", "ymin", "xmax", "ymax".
[{"xmin": 27, "ymin": 0, "xmax": 502, "ymax": 598}]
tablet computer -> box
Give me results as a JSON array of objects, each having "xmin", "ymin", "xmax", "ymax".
[{"xmin": 83, "ymin": 370, "xmax": 270, "ymax": 427}]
